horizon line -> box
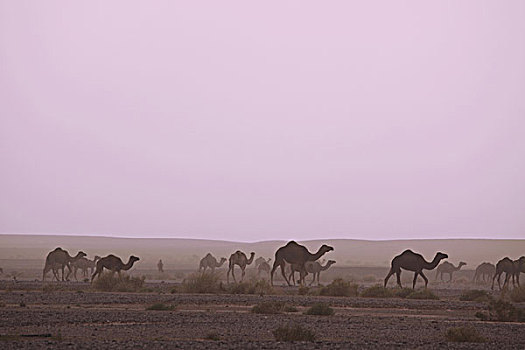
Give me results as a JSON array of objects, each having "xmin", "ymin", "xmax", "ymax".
[{"xmin": 1, "ymin": 232, "xmax": 523, "ymax": 243}]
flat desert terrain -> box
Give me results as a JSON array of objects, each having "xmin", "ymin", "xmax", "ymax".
[{"xmin": 1, "ymin": 273, "xmax": 524, "ymax": 349}]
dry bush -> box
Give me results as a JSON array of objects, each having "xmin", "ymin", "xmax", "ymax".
[
  {"xmin": 91, "ymin": 273, "xmax": 145, "ymax": 292},
  {"xmin": 393, "ymin": 288, "xmax": 414, "ymax": 298},
  {"xmin": 445, "ymin": 326, "xmax": 486, "ymax": 343},
  {"xmin": 205, "ymin": 332, "xmax": 220, "ymax": 341},
  {"xmin": 304, "ymin": 303, "xmax": 334, "ymax": 316},
  {"xmin": 251, "ymin": 301, "xmax": 286, "ymax": 314},
  {"xmin": 225, "ymin": 278, "xmax": 274, "ymax": 295},
  {"xmin": 459, "ymin": 290, "xmax": 491, "ymax": 302},
  {"xmin": 510, "ymin": 287, "xmax": 525, "ymax": 303},
  {"xmin": 298, "ymin": 286, "xmax": 309, "ymax": 295},
  {"xmin": 319, "ymin": 278, "xmax": 358, "ymax": 297},
  {"xmin": 406, "ymin": 289, "xmax": 439, "ymax": 300},
  {"xmin": 476, "ymin": 299, "xmax": 525, "ymax": 322},
  {"xmin": 145, "ymin": 303, "xmax": 176, "ymax": 311},
  {"xmin": 360, "ymin": 285, "xmax": 393, "ymax": 298},
  {"xmin": 273, "ymin": 324, "xmax": 316, "ymax": 342},
  {"xmin": 181, "ymin": 272, "xmax": 221, "ymax": 294}
]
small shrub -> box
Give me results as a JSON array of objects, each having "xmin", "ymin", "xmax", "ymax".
[
  {"xmin": 19, "ymin": 302, "xmax": 26, "ymax": 307},
  {"xmin": 510, "ymin": 287, "xmax": 525, "ymax": 303},
  {"xmin": 0, "ymin": 302, "xmax": 6, "ymax": 307},
  {"xmin": 406, "ymin": 289, "xmax": 439, "ymax": 300},
  {"xmin": 460, "ymin": 290, "xmax": 491, "ymax": 302},
  {"xmin": 205, "ymin": 332, "xmax": 220, "ymax": 341},
  {"xmin": 319, "ymin": 278, "xmax": 358, "ymax": 297},
  {"xmin": 393, "ymin": 288, "xmax": 413, "ymax": 299},
  {"xmin": 273, "ymin": 324, "xmax": 316, "ymax": 342},
  {"xmin": 283, "ymin": 305, "xmax": 298, "ymax": 312},
  {"xmin": 225, "ymin": 279, "xmax": 274, "ymax": 295},
  {"xmin": 476, "ymin": 299, "xmax": 525, "ymax": 322},
  {"xmin": 445, "ymin": 326, "xmax": 486, "ymax": 343},
  {"xmin": 181, "ymin": 272, "xmax": 221, "ymax": 294},
  {"xmin": 298, "ymin": 286, "xmax": 309, "ymax": 295},
  {"xmin": 305, "ymin": 303, "xmax": 334, "ymax": 316},
  {"xmin": 145, "ymin": 303, "xmax": 176, "ymax": 311},
  {"xmin": 91, "ymin": 273, "xmax": 145, "ymax": 292},
  {"xmin": 251, "ymin": 301, "xmax": 285, "ymax": 314},
  {"xmin": 361, "ymin": 285, "xmax": 393, "ymax": 298}
]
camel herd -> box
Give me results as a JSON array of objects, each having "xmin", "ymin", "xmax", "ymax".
[
  {"xmin": 42, "ymin": 247, "xmax": 140, "ymax": 283},
  {"xmin": 40, "ymin": 242, "xmax": 525, "ymax": 291}
]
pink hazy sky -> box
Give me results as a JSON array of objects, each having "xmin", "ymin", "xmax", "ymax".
[{"xmin": 1, "ymin": 1, "xmax": 524, "ymax": 242}]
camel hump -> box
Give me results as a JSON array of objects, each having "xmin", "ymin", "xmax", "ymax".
[
  {"xmin": 401, "ymin": 249, "xmax": 414, "ymax": 254},
  {"xmin": 285, "ymin": 241, "xmax": 298, "ymax": 246}
]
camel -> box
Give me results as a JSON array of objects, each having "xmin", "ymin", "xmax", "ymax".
[
  {"xmin": 288, "ymin": 260, "xmax": 336, "ymax": 286},
  {"xmin": 270, "ymin": 241, "xmax": 334, "ymax": 286},
  {"xmin": 514, "ymin": 256, "xmax": 525, "ymax": 286},
  {"xmin": 255, "ymin": 257, "xmax": 267, "ymax": 268},
  {"xmin": 43, "ymin": 248, "xmax": 87, "ymax": 281},
  {"xmin": 305, "ymin": 260, "xmax": 336, "ymax": 286},
  {"xmin": 257, "ymin": 258, "xmax": 272, "ymax": 279},
  {"xmin": 492, "ymin": 256, "xmax": 525, "ymax": 290},
  {"xmin": 435, "ymin": 261, "xmax": 466, "ymax": 282},
  {"xmin": 473, "ymin": 262, "xmax": 496, "ymax": 283},
  {"xmin": 91, "ymin": 254, "xmax": 140, "ymax": 282},
  {"xmin": 68, "ymin": 256, "xmax": 101, "ymax": 281},
  {"xmin": 227, "ymin": 250, "xmax": 255, "ymax": 283},
  {"xmin": 384, "ymin": 250, "xmax": 448, "ymax": 289},
  {"xmin": 199, "ymin": 253, "xmax": 227, "ymax": 273}
]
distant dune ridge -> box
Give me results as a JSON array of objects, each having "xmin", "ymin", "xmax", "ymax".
[{"xmin": 0, "ymin": 234, "xmax": 524, "ymax": 270}]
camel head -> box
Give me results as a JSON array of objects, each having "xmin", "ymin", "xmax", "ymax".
[
  {"xmin": 247, "ymin": 252, "xmax": 256, "ymax": 264},
  {"xmin": 219, "ymin": 257, "xmax": 227, "ymax": 264},
  {"xmin": 75, "ymin": 251, "xmax": 87, "ymax": 259},
  {"xmin": 319, "ymin": 245, "xmax": 334, "ymax": 254},
  {"xmin": 435, "ymin": 252, "xmax": 448, "ymax": 261},
  {"xmin": 94, "ymin": 255, "xmax": 101, "ymax": 262},
  {"xmin": 327, "ymin": 260, "xmax": 336, "ymax": 265},
  {"xmin": 458, "ymin": 261, "xmax": 467, "ymax": 268},
  {"xmin": 129, "ymin": 256, "xmax": 140, "ymax": 264}
]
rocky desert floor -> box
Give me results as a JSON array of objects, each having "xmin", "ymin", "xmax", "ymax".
[{"xmin": 1, "ymin": 278, "xmax": 525, "ymax": 350}]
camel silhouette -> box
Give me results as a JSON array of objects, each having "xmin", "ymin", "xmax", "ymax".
[
  {"xmin": 492, "ymin": 257, "xmax": 525, "ymax": 290},
  {"xmin": 43, "ymin": 248, "xmax": 86, "ymax": 281},
  {"xmin": 68, "ymin": 255, "xmax": 101, "ymax": 281},
  {"xmin": 292, "ymin": 260, "xmax": 336, "ymax": 286},
  {"xmin": 270, "ymin": 241, "xmax": 334, "ymax": 286},
  {"xmin": 384, "ymin": 250, "xmax": 448, "ymax": 289},
  {"xmin": 435, "ymin": 261, "xmax": 466, "ymax": 282},
  {"xmin": 199, "ymin": 253, "xmax": 227, "ymax": 273},
  {"xmin": 257, "ymin": 258, "xmax": 272, "ymax": 279},
  {"xmin": 473, "ymin": 262, "xmax": 495, "ymax": 283},
  {"xmin": 91, "ymin": 254, "xmax": 140, "ymax": 282},
  {"xmin": 227, "ymin": 251, "xmax": 255, "ymax": 283}
]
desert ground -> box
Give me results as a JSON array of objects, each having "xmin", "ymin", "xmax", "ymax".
[{"xmin": 1, "ymin": 262, "xmax": 524, "ymax": 349}]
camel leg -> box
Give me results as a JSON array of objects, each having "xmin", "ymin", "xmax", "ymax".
[
  {"xmin": 270, "ymin": 261, "xmax": 279, "ymax": 286},
  {"xmin": 230, "ymin": 266, "xmax": 237, "ymax": 283},
  {"xmin": 420, "ymin": 271, "xmax": 429, "ymax": 288},
  {"xmin": 491, "ymin": 272, "xmax": 498, "ymax": 290},
  {"xmin": 396, "ymin": 270, "xmax": 402, "ymax": 288},
  {"xmin": 384, "ymin": 268, "xmax": 395, "ymax": 288},
  {"xmin": 412, "ymin": 272, "xmax": 419, "ymax": 289},
  {"xmin": 449, "ymin": 273, "xmax": 453, "ymax": 283},
  {"xmin": 91, "ymin": 266, "xmax": 102, "ymax": 282},
  {"xmin": 241, "ymin": 267, "xmax": 245, "ymax": 282}
]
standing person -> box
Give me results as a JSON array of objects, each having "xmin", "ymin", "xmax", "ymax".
[{"xmin": 157, "ymin": 259, "xmax": 164, "ymax": 273}]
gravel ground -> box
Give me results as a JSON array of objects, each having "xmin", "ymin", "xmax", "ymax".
[{"xmin": 1, "ymin": 281, "xmax": 524, "ymax": 349}]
